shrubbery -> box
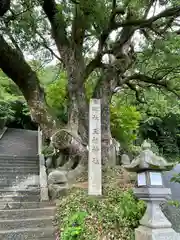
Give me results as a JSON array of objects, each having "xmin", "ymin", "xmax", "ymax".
[{"xmin": 56, "ymin": 186, "xmax": 146, "ymax": 240}]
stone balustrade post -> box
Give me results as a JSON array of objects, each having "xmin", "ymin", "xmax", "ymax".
[{"xmin": 38, "ymin": 127, "xmax": 49, "ymax": 201}]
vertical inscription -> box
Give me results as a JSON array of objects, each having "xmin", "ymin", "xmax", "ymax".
[{"xmin": 88, "ymin": 99, "xmax": 102, "ymax": 196}]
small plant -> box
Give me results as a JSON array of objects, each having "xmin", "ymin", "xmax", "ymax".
[
  {"xmin": 170, "ymin": 173, "xmax": 180, "ymax": 183},
  {"xmin": 61, "ymin": 211, "xmax": 88, "ymax": 240},
  {"xmin": 168, "ymin": 200, "xmax": 180, "ymax": 208},
  {"xmin": 41, "ymin": 144, "xmax": 54, "ymax": 157}
]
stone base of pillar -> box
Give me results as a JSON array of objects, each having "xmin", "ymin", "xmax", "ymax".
[{"xmin": 135, "ymin": 226, "xmax": 180, "ymax": 240}]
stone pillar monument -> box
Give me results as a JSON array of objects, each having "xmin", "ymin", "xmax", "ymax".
[
  {"xmin": 88, "ymin": 99, "xmax": 102, "ymax": 196},
  {"xmin": 123, "ymin": 141, "xmax": 180, "ymax": 240}
]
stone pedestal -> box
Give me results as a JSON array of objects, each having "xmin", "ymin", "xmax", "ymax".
[
  {"xmin": 134, "ymin": 187, "xmax": 180, "ymax": 240},
  {"xmin": 135, "ymin": 226, "xmax": 180, "ymax": 240}
]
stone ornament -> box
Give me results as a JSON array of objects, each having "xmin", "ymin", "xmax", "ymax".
[
  {"xmin": 123, "ymin": 140, "xmax": 175, "ymax": 172},
  {"xmin": 122, "ymin": 140, "xmax": 180, "ymax": 239}
]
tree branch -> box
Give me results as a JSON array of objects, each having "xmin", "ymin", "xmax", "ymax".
[
  {"xmin": 126, "ymin": 82, "xmax": 146, "ymax": 103},
  {"xmin": 42, "ymin": 0, "xmax": 69, "ymax": 53},
  {"xmin": 36, "ymin": 31, "xmax": 62, "ymax": 61},
  {"xmin": 124, "ymin": 73, "xmax": 162, "ymax": 84},
  {"xmin": 113, "ymin": 1, "xmax": 157, "ymax": 57},
  {"xmin": 3, "ymin": 6, "xmax": 33, "ymax": 25},
  {"xmin": 3, "ymin": 26, "xmax": 23, "ymax": 55},
  {"xmin": 124, "ymin": 73, "xmax": 180, "ymax": 98},
  {"xmin": 84, "ymin": 2, "xmax": 125, "ymax": 80},
  {"xmin": 71, "ymin": 4, "xmax": 89, "ymax": 54},
  {"xmin": 120, "ymin": 6, "xmax": 180, "ymax": 28},
  {"xmin": 0, "ymin": 35, "xmax": 37, "ymax": 100},
  {"xmin": 0, "ymin": 35, "xmax": 60, "ymax": 136}
]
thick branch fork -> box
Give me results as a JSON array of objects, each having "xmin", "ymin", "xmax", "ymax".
[{"xmin": 84, "ymin": 5, "xmax": 180, "ymax": 81}]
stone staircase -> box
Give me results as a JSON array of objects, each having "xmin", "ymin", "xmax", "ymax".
[{"xmin": 0, "ymin": 128, "xmax": 56, "ymax": 239}]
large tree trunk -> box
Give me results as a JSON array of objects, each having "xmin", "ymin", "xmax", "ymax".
[
  {"xmin": 66, "ymin": 50, "xmax": 89, "ymax": 142},
  {"xmin": 0, "ymin": 36, "xmax": 59, "ymax": 138},
  {"xmin": 63, "ymin": 56, "xmax": 89, "ymax": 178}
]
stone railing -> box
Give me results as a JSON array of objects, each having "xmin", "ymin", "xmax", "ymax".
[
  {"xmin": 0, "ymin": 126, "xmax": 7, "ymax": 140},
  {"xmin": 38, "ymin": 126, "xmax": 49, "ymax": 201}
]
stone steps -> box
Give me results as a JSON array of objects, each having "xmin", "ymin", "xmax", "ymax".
[
  {"xmin": 0, "ymin": 128, "xmax": 56, "ymax": 239},
  {"xmin": 0, "ymin": 158, "xmax": 39, "ymax": 166},
  {"xmin": 0, "ymin": 216, "xmax": 54, "ymax": 230},
  {"xmin": 0, "ymin": 170, "xmax": 40, "ymax": 193},
  {"xmin": 0, "ymin": 173, "xmax": 39, "ymax": 178},
  {"xmin": 0, "ymin": 155, "xmax": 39, "ymax": 165},
  {"xmin": 0, "ymin": 161, "xmax": 39, "ymax": 166},
  {"xmin": 0, "ymin": 174, "xmax": 40, "ymax": 182},
  {"xmin": 0, "ymin": 201, "xmax": 55, "ymax": 209},
  {"xmin": 0, "ymin": 227, "xmax": 55, "ymax": 240},
  {"xmin": 0, "ymin": 155, "xmax": 39, "ymax": 159},
  {"xmin": 0, "ymin": 165, "xmax": 39, "ymax": 170},
  {"xmin": 0, "ymin": 185, "xmax": 39, "ymax": 190},
  {"xmin": 0, "ymin": 206, "xmax": 56, "ymax": 219},
  {"xmin": 0, "ymin": 183, "xmax": 39, "ymax": 188},
  {"xmin": 0, "ymin": 164, "xmax": 39, "ymax": 170},
  {"xmin": 0, "ymin": 128, "xmax": 38, "ymax": 156},
  {"xmin": 0, "ymin": 166, "xmax": 39, "ymax": 174},
  {"xmin": 0, "ymin": 179, "xmax": 40, "ymax": 188},
  {"xmin": 0, "ymin": 189, "xmax": 40, "ymax": 194},
  {"xmin": 0, "ymin": 194, "xmax": 40, "ymax": 202}
]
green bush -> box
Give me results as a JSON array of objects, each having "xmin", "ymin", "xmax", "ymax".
[
  {"xmin": 56, "ymin": 186, "xmax": 146, "ymax": 240},
  {"xmin": 45, "ymin": 72, "xmax": 68, "ymax": 123},
  {"xmin": 110, "ymin": 104, "xmax": 142, "ymax": 149},
  {"xmin": 61, "ymin": 211, "xmax": 88, "ymax": 240},
  {"xmin": 41, "ymin": 144, "xmax": 54, "ymax": 157}
]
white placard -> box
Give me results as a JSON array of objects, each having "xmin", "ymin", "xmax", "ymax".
[
  {"xmin": 88, "ymin": 99, "xmax": 102, "ymax": 196},
  {"xmin": 138, "ymin": 172, "xmax": 146, "ymax": 186},
  {"xmin": 150, "ymin": 172, "xmax": 163, "ymax": 186}
]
